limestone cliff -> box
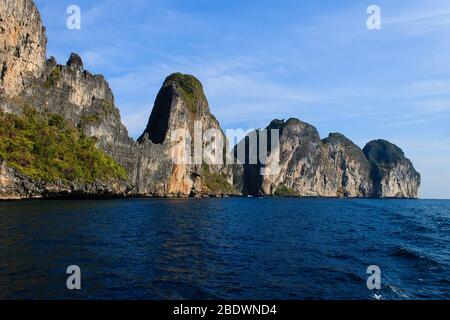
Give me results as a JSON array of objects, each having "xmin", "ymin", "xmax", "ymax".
[
  {"xmin": 137, "ymin": 73, "xmax": 236, "ymax": 197},
  {"xmin": 234, "ymin": 119, "xmax": 420, "ymax": 198},
  {"xmin": 34, "ymin": 54, "xmax": 139, "ymax": 178},
  {"xmin": 0, "ymin": 51, "xmax": 140, "ymax": 194},
  {"xmin": 0, "ymin": 0, "xmax": 236, "ymax": 199},
  {"xmin": 363, "ymin": 140, "xmax": 420, "ymax": 198},
  {"xmin": 0, "ymin": 0, "xmax": 137, "ymax": 198},
  {"xmin": 0, "ymin": 0, "xmax": 47, "ymax": 98},
  {"xmin": 0, "ymin": 0, "xmax": 420, "ymax": 199},
  {"xmin": 322, "ymin": 133, "xmax": 374, "ymax": 197}
]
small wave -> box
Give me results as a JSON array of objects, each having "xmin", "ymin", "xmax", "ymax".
[
  {"xmin": 387, "ymin": 284, "xmax": 409, "ymax": 299},
  {"xmin": 325, "ymin": 253, "xmax": 353, "ymax": 260},
  {"xmin": 390, "ymin": 246, "xmax": 441, "ymax": 267}
]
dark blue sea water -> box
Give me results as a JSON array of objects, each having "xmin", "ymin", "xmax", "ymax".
[{"xmin": 0, "ymin": 198, "xmax": 448, "ymax": 300}]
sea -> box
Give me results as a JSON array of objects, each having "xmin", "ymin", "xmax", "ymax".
[{"xmin": 0, "ymin": 198, "xmax": 448, "ymax": 300}]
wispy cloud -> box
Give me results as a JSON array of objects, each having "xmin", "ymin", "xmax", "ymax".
[
  {"xmin": 82, "ymin": 0, "xmax": 112, "ymax": 26},
  {"xmin": 406, "ymin": 80, "xmax": 450, "ymax": 97},
  {"xmin": 387, "ymin": 11, "xmax": 450, "ymax": 25}
]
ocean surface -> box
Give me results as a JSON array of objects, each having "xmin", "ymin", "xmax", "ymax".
[{"xmin": 0, "ymin": 198, "xmax": 448, "ymax": 300}]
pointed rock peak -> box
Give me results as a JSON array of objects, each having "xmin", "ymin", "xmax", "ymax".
[
  {"xmin": 363, "ymin": 139, "xmax": 405, "ymax": 165},
  {"xmin": 139, "ymin": 73, "xmax": 211, "ymax": 144},
  {"xmin": 162, "ymin": 72, "xmax": 208, "ymax": 114},
  {"xmin": 47, "ymin": 56, "xmax": 57, "ymax": 66},
  {"xmin": 66, "ymin": 53, "xmax": 83, "ymax": 71}
]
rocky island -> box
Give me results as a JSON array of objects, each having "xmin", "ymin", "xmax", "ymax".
[{"xmin": 0, "ymin": 0, "xmax": 420, "ymax": 200}]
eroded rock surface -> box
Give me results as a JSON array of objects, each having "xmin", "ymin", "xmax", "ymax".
[
  {"xmin": 0, "ymin": 0, "xmax": 420, "ymax": 199},
  {"xmin": 363, "ymin": 140, "xmax": 421, "ymax": 198},
  {"xmin": 0, "ymin": 0, "xmax": 47, "ymax": 97},
  {"xmin": 137, "ymin": 73, "xmax": 236, "ymax": 197},
  {"xmin": 234, "ymin": 120, "xmax": 420, "ymax": 198}
]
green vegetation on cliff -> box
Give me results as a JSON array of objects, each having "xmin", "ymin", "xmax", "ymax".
[
  {"xmin": 80, "ymin": 99, "xmax": 119, "ymax": 126},
  {"xmin": 0, "ymin": 108, "xmax": 127, "ymax": 183},
  {"xmin": 202, "ymin": 164, "xmax": 236, "ymax": 195},
  {"xmin": 165, "ymin": 73, "xmax": 206, "ymax": 114},
  {"xmin": 274, "ymin": 186, "xmax": 299, "ymax": 197},
  {"xmin": 44, "ymin": 67, "xmax": 61, "ymax": 88}
]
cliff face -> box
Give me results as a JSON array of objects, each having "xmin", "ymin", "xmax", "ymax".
[
  {"xmin": 0, "ymin": 0, "xmax": 235, "ymax": 199},
  {"xmin": 0, "ymin": 0, "xmax": 138, "ymax": 198},
  {"xmin": 322, "ymin": 133, "xmax": 374, "ymax": 197},
  {"xmin": 235, "ymin": 118, "xmax": 331, "ymax": 196},
  {"xmin": 36, "ymin": 55, "xmax": 140, "ymax": 179},
  {"xmin": 0, "ymin": 0, "xmax": 46, "ymax": 98},
  {"xmin": 0, "ymin": 51, "xmax": 141, "ymax": 193},
  {"xmin": 137, "ymin": 73, "xmax": 235, "ymax": 197},
  {"xmin": 235, "ymin": 119, "xmax": 420, "ymax": 198},
  {"xmin": 0, "ymin": 0, "xmax": 420, "ymax": 199},
  {"xmin": 363, "ymin": 140, "xmax": 421, "ymax": 198}
]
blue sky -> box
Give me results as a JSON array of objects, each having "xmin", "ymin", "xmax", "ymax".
[{"xmin": 35, "ymin": 0, "xmax": 450, "ymax": 199}]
